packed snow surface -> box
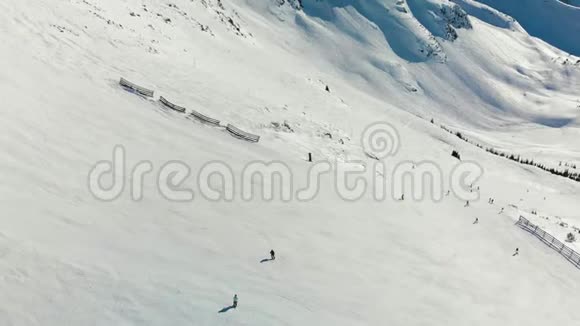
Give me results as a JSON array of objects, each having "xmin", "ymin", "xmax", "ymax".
[{"xmin": 0, "ymin": 0, "xmax": 579, "ymax": 325}]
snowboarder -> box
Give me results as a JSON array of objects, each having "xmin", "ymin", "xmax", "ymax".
[
  {"xmin": 270, "ymin": 249, "xmax": 275, "ymax": 260},
  {"xmin": 233, "ymin": 294, "xmax": 238, "ymax": 308},
  {"xmin": 513, "ymin": 248, "xmax": 519, "ymax": 256}
]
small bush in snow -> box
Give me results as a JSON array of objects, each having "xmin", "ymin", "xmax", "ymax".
[
  {"xmin": 566, "ymin": 232, "xmax": 576, "ymax": 243},
  {"xmin": 451, "ymin": 150, "xmax": 461, "ymax": 160}
]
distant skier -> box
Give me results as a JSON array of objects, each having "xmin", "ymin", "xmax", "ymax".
[
  {"xmin": 465, "ymin": 200, "xmax": 470, "ymax": 207},
  {"xmin": 233, "ymin": 294, "xmax": 238, "ymax": 308},
  {"xmin": 400, "ymin": 194, "xmax": 405, "ymax": 201},
  {"xmin": 499, "ymin": 207, "xmax": 504, "ymax": 214},
  {"xmin": 513, "ymin": 248, "xmax": 519, "ymax": 256},
  {"xmin": 270, "ymin": 249, "xmax": 276, "ymax": 260},
  {"xmin": 473, "ymin": 217, "xmax": 479, "ymax": 224}
]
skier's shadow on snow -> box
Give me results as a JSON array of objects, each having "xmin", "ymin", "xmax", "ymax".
[
  {"xmin": 260, "ymin": 258, "xmax": 274, "ymax": 263},
  {"xmin": 218, "ymin": 305, "xmax": 235, "ymax": 313}
]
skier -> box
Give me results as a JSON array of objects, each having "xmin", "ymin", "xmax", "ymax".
[
  {"xmin": 233, "ymin": 294, "xmax": 238, "ymax": 308},
  {"xmin": 270, "ymin": 249, "xmax": 276, "ymax": 260},
  {"xmin": 400, "ymin": 194, "xmax": 405, "ymax": 201},
  {"xmin": 513, "ymin": 248, "xmax": 519, "ymax": 256},
  {"xmin": 473, "ymin": 217, "xmax": 479, "ymax": 224},
  {"xmin": 465, "ymin": 200, "xmax": 470, "ymax": 207}
]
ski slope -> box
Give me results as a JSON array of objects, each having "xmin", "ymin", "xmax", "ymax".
[{"xmin": 1, "ymin": 0, "xmax": 580, "ymax": 325}]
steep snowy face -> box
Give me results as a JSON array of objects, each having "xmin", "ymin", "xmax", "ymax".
[
  {"xmin": 450, "ymin": 0, "xmax": 518, "ymax": 30},
  {"xmin": 407, "ymin": 0, "xmax": 472, "ymax": 41},
  {"xmin": 275, "ymin": 0, "xmax": 579, "ymax": 130},
  {"xmin": 299, "ymin": 0, "xmax": 472, "ymax": 62},
  {"xmin": 473, "ymin": 0, "xmax": 580, "ymax": 56}
]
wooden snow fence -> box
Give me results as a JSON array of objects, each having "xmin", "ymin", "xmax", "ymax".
[
  {"xmin": 189, "ymin": 109, "xmax": 221, "ymax": 126},
  {"xmin": 159, "ymin": 96, "xmax": 186, "ymax": 113},
  {"xmin": 119, "ymin": 78, "xmax": 154, "ymax": 97},
  {"xmin": 226, "ymin": 124, "xmax": 260, "ymax": 143},
  {"xmin": 118, "ymin": 77, "xmax": 260, "ymax": 143}
]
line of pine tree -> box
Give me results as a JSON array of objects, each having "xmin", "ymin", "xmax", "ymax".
[{"xmin": 434, "ymin": 120, "xmax": 580, "ymax": 183}]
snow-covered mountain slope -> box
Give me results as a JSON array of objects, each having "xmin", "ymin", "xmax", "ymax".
[
  {"xmin": 474, "ymin": 0, "xmax": 580, "ymax": 56},
  {"xmin": 1, "ymin": 0, "xmax": 580, "ymax": 325},
  {"xmin": 287, "ymin": 0, "xmax": 580, "ymax": 164}
]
